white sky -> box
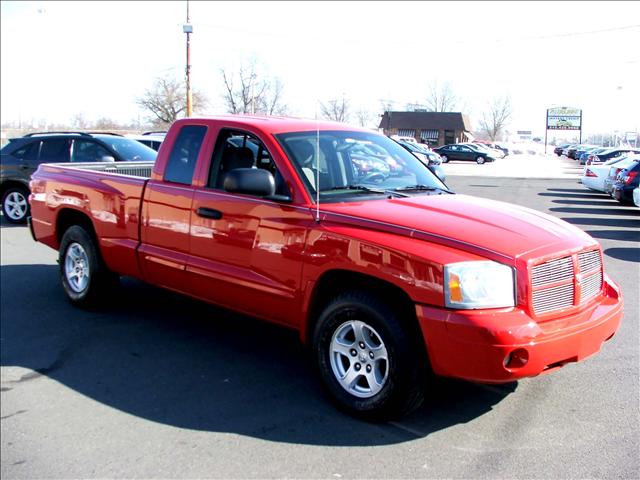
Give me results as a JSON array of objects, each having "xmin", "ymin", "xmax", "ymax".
[{"xmin": 1, "ymin": 1, "xmax": 639, "ymax": 137}]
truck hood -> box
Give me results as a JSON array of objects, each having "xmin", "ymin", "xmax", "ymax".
[{"xmin": 319, "ymin": 193, "xmax": 597, "ymax": 263}]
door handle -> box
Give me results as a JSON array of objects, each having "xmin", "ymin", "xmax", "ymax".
[{"xmin": 196, "ymin": 207, "xmax": 222, "ymax": 220}]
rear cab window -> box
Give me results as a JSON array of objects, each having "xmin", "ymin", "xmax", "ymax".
[{"xmin": 164, "ymin": 125, "xmax": 207, "ymax": 185}]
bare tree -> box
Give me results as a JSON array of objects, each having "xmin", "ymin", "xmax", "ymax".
[
  {"xmin": 320, "ymin": 96, "xmax": 350, "ymax": 122},
  {"xmin": 425, "ymin": 80, "xmax": 458, "ymax": 112},
  {"xmin": 479, "ymin": 95, "xmax": 513, "ymax": 141},
  {"xmin": 355, "ymin": 108, "xmax": 374, "ymax": 128},
  {"xmin": 70, "ymin": 113, "xmax": 90, "ymax": 129},
  {"xmin": 221, "ymin": 62, "xmax": 288, "ymax": 115},
  {"xmin": 137, "ymin": 75, "xmax": 207, "ymax": 128},
  {"xmin": 93, "ymin": 117, "xmax": 121, "ymax": 131}
]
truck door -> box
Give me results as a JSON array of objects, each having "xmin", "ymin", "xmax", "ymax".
[
  {"xmin": 139, "ymin": 125, "xmax": 207, "ymax": 293},
  {"xmin": 187, "ymin": 128, "xmax": 310, "ymax": 328}
]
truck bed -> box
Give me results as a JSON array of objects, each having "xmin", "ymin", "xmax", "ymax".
[{"xmin": 29, "ymin": 161, "xmax": 155, "ymax": 278}]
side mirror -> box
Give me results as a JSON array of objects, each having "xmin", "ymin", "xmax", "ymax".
[
  {"xmin": 101, "ymin": 156, "xmax": 116, "ymax": 163},
  {"xmin": 223, "ymin": 168, "xmax": 275, "ymax": 197}
]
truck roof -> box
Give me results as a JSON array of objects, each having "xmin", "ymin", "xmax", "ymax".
[{"xmin": 174, "ymin": 115, "xmax": 372, "ymax": 135}]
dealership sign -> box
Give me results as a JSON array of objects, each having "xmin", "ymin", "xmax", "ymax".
[{"xmin": 547, "ymin": 107, "xmax": 582, "ymax": 130}]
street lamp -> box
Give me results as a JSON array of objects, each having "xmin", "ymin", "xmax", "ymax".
[{"xmin": 183, "ymin": 1, "xmax": 193, "ymax": 117}]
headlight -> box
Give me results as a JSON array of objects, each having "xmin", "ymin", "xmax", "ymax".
[{"xmin": 444, "ymin": 261, "xmax": 515, "ymax": 309}]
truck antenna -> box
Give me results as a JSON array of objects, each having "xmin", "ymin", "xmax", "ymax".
[{"xmin": 315, "ymin": 103, "xmax": 321, "ymax": 223}]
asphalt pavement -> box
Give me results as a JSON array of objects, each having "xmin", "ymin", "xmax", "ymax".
[{"xmin": 1, "ymin": 154, "xmax": 638, "ymax": 479}]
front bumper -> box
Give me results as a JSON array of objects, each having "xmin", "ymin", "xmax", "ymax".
[{"xmin": 416, "ymin": 275, "xmax": 623, "ymax": 383}]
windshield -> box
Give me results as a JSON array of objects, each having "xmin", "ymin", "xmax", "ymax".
[
  {"xmin": 95, "ymin": 136, "xmax": 157, "ymax": 161},
  {"xmin": 276, "ymin": 130, "xmax": 448, "ymax": 202}
]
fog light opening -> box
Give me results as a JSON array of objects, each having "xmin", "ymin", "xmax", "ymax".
[{"xmin": 504, "ymin": 348, "xmax": 529, "ymax": 369}]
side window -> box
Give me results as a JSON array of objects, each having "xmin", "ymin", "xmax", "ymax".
[
  {"xmin": 39, "ymin": 139, "xmax": 71, "ymax": 162},
  {"xmin": 209, "ymin": 130, "xmax": 288, "ymax": 196},
  {"xmin": 13, "ymin": 141, "xmax": 41, "ymax": 161},
  {"xmin": 164, "ymin": 125, "xmax": 207, "ymax": 185},
  {"xmin": 71, "ymin": 140, "xmax": 112, "ymax": 162}
]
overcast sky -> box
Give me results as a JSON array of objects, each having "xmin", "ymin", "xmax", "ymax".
[{"xmin": 1, "ymin": 1, "xmax": 639, "ymax": 137}]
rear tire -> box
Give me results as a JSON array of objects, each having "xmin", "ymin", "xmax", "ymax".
[
  {"xmin": 59, "ymin": 225, "xmax": 118, "ymax": 308},
  {"xmin": 312, "ymin": 290, "xmax": 426, "ymax": 421},
  {"xmin": 1, "ymin": 186, "xmax": 30, "ymax": 224},
  {"xmin": 476, "ymin": 156, "xmax": 486, "ymax": 164}
]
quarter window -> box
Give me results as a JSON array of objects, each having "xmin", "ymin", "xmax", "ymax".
[
  {"xmin": 13, "ymin": 141, "xmax": 41, "ymax": 161},
  {"xmin": 164, "ymin": 125, "xmax": 207, "ymax": 185}
]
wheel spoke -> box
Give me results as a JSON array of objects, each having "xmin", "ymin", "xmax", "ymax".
[
  {"xmin": 332, "ymin": 342, "xmax": 353, "ymax": 358},
  {"xmin": 341, "ymin": 366, "xmax": 361, "ymax": 389}
]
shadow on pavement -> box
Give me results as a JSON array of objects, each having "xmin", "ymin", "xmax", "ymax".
[
  {"xmin": 0, "ymin": 214, "xmax": 26, "ymax": 229},
  {"xmin": 562, "ymin": 217, "xmax": 640, "ymax": 228},
  {"xmin": 603, "ymin": 248, "xmax": 640, "ymax": 263},
  {"xmin": 551, "ymin": 199, "xmax": 624, "ymax": 207},
  {"xmin": 539, "ymin": 192, "xmax": 606, "ymax": 200},
  {"xmin": 0, "ymin": 264, "xmax": 515, "ymax": 447},
  {"xmin": 551, "ymin": 207, "xmax": 640, "ymax": 216},
  {"xmin": 586, "ymin": 230, "xmax": 640, "ymax": 243}
]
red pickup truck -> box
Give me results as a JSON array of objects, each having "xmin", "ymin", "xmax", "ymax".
[{"xmin": 29, "ymin": 116, "xmax": 623, "ymax": 420}]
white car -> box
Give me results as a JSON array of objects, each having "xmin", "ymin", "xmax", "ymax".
[
  {"xmin": 581, "ymin": 155, "xmax": 637, "ymax": 192},
  {"xmin": 464, "ymin": 143, "xmax": 505, "ymax": 159},
  {"xmin": 126, "ymin": 132, "xmax": 166, "ymax": 151},
  {"xmin": 633, "ymin": 186, "xmax": 640, "ymax": 207}
]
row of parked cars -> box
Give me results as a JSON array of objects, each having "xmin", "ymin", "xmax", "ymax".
[
  {"xmin": 0, "ymin": 131, "xmax": 165, "ymax": 223},
  {"xmin": 554, "ymin": 142, "xmax": 639, "ymax": 166},
  {"xmin": 565, "ymin": 143, "xmax": 640, "ymax": 206}
]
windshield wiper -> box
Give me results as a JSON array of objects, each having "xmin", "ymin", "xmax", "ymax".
[
  {"xmin": 325, "ymin": 185, "xmax": 410, "ymax": 197},
  {"xmin": 392, "ymin": 184, "xmax": 454, "ymax": 194}
]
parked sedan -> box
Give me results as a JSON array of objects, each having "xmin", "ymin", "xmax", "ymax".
[
  {"xmin": 612, "ymin": 159, "xmax": 640, "ymax": 204},
  {"xmin": 588, "ymin": 148, "xmax": 640, "ymax": 165},
  {"xmin": 462, "ymin": 143, "xmax": 505, "ymax": 159},
  {"xmin": 578, "ymin": 147, "xmax": 608, "ymax": 165},
  {"xmin": 581, "ymin": 155, "xmax": 635, "ymax": 193},
  {"xmin": 603, "ymin": 155, "xmax": 639, "ymax": 195},
  {"xmin": 554, "ymin": 143, "xmax": 571, "ymax": 156},
  {"xmin": 433, "ymin": 144, "xmax": 498, "ymax": 164}
]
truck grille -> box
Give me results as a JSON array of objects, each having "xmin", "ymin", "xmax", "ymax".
[{"xmin": 531, "ymin": 249, "xmax": 603, "ymax": 315}]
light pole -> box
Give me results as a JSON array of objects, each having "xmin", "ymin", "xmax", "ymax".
[{"xmin": 183, "ymin": 0, "xmax": 193, "ymax": 117}]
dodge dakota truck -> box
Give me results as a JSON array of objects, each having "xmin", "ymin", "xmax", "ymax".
[{"xmin": 28, "ymin": 116, "xmax": 623, "ymax": 420}]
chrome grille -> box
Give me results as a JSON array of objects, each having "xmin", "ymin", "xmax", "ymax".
[
  {"xmin": 532, "ymin": 284, "xmax": 574, "ymax": 314},
  {"xmin": 531, "ymin": 249, "xmax": 603, "ymax": 316},
  {"xmin": 532, "ymin": 256, "xmax": 573, "ymax": 287},
  {"xmin": 578, "ymin": 250, "xmax": 601, "ymax": 273},
  {"xmin": 581, "ymin": 271, "xmax": 603, "ymax": 301}
]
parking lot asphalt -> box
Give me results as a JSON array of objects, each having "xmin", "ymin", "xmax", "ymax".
[{"xmin": 1, "ymin": 157, "xmax": 639, "ymax": 479}]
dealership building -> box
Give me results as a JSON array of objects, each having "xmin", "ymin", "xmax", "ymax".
[{"xmin": 378, "ymin": 111, "xmax": 474, "ymax": 147}]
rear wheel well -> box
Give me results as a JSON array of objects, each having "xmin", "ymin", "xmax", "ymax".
[
  {"xmin": 56, "ymin": 209, "xmax": 98, "ymax": 246},
  {"xmin": 306, "ymin": 270, "xmax": 423, "ymax": 346}
]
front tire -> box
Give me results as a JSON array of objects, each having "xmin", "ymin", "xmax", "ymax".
[
  {"xmin": 59, "ymin": 225, "xmax": 118, "ymax": 307},
  {"xmin": 1, "ymin": 186, "xmax": 30, "ymax": 224},
  {"xmin": 313, "ymin": 291, "xmax": 426, "ymax": 421},
  {"xmin": 440, "ymin": 155, "xmax": 449, "ymax": 163}
]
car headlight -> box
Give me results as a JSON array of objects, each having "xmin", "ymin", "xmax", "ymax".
[{"xmin": 444, "ymin": 261, "xmax": 515, "ymax": 309}]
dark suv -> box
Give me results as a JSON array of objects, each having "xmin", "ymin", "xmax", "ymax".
[{"xmin": 1, "ymin": 132, "xmax": 157, "ymax": 223}]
